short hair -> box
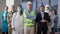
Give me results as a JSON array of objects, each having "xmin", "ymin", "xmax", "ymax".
[{"xmin": 40, "ymin": 5, "xmax": 45, "ymax": 8}]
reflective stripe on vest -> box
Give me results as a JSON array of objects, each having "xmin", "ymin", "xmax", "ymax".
[
  {"xmin": 24, "ymin": 10, "xmax": 35, "ymax": 26},
  {"xmin": 25, "ymin": 10, "xmax": 35, "ymax": 16}
]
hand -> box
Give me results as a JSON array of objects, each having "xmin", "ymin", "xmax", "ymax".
[{"xmin": 41, "ymin": 19, "xmax": 48, "ymax": 23}]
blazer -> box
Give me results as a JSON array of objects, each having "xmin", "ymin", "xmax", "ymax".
[{"xmin": 35, "ymin": 12, "xmax": 51, "ymax": 31}]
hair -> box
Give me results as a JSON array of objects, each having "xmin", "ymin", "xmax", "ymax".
[
  {"xmin": 52, "ymin": 9, "xmax": 57, "ymax": 15},
  {"xmin": 18, "ymin": 5, "xmax": 22, "ymax": 9},
  {"xmin": 17, "ymin": 5, "xmax": 23, "ymax": 15},
  {"xmin": 40, "ymin": 5, "xmax": 45, "ymax": 8},
  {"xmin": 6, "ymin": 6, "xmax": 8, "ymax": 10}
]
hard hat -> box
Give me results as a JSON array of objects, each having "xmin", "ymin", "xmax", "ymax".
[{"xmin": 27, "ymin": 1, "xmax": 32, "ymax": 5}]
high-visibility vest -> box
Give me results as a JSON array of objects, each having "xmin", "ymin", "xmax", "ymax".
[{"xmin": 24, "ymin": 10, "xmax": 35, "ymax": 26}]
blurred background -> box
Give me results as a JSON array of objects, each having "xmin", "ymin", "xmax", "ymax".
[{"xmin": 0, "ymin": 0, "xmax": 59, "ymax": 34}]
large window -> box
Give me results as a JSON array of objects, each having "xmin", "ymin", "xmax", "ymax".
[{"xmin": 51, "ymin": 0, "xmax": 58, "ymax": 11}]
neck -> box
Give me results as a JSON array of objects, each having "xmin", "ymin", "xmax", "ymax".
[{"xmin": 28, "ymin": 8, "xmax": 32, "ymax": 10}]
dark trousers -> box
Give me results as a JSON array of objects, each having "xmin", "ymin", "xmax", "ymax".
[
  {"xmin": 37, "ymin": 29, "xmax": 47, "ymax": 34},
  {"xmin": 2, "ymin": 32, "xmax": 8, "ymax": 34}
]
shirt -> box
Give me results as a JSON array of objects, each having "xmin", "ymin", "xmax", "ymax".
[{"xmin": 41, "ymin": 11, "xmax": 44, "ymax": 19}]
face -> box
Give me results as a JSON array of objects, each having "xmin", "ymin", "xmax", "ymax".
[
  {"xmin": 5, "ymin": 7, "xmax": 8, "ymax": 11},
  {"xmin": 46, "ymin": 7, "xmax": 49, "ymax": 10},
  {"xmin": 27, "ymin": 4, "xmax": 32, "ymax": 9},
  {"xmin": 11, "ymin": 5, "xmax": 15, "ymax": 11},
  {"xmin": 17, "ymin": 6, "xmax": 21, "ymax": 11},
  {"xmin": 40, "ymin": 7, "xmax": 45, "ymax": 12}
]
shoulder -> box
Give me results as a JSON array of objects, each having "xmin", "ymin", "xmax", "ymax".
[
  {"xmin": 44, "ymin": 12, "xmax": 48, "ymax": 14},
  {"xmin": 44, "ymin": 12, "xmax": 49, "ymax": 15}
]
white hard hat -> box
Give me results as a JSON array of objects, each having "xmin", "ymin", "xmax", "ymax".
[{"xmin": 27, "ymin": 1, "xmax": 32, "ymax": 5}]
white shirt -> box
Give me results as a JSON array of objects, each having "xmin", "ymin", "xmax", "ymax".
[
  {"xmin": 11, "ymin": 12, "xmax": 24, "ymax": 29},
  {"xmin": 41, "ymin": 11, "xmax": 44, "ymax": 19}
]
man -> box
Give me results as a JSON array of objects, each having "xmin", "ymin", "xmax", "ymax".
[
  {"xmin": 35, "ymin": 5, "xmax": 51, "ymax": 34},
  {"xmin": 23, "ymin": 1, "xmax": 36, "ymax": 34}
]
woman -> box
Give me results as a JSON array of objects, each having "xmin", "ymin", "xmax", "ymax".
[
  {"xmin": 51, "ymin": 9, "xmax": 58, "ymax": 34},
  {"xmin": 11, "ymin": 5, "xmax": 24, "ymax": 34},
  {"xmin": 1, "ymin": 6, "xmax": 8, "ymax": 34}
]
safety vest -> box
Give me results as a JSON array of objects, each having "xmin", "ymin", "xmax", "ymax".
[{"xmin": 24, "ymin": 10, "xmax": 35, "ymax": 26}]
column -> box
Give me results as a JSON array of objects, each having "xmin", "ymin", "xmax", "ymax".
[
  {"xmin": 6, "ymin": 0, "xmax": 14, "ymax": 12},
  {"xmin": 58, "ymin": 0, "xmax": 60, "ymax": 28}
]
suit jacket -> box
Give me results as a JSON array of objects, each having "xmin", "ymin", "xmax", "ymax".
[{"xmin": 35, "ymin": 12, "xmax": 51, "ymax": 31}]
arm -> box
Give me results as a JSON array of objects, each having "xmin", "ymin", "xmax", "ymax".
[
  {"xmin": 33, "ymin": 12, "xmax": 36, "ymax": 33},
  {"xmin": 11, "ymin": 13, "xmax": 15, "ymax": 29},
  {"xmin": 46, "ymin": 13, "xmax": 51, "ymax": 23},
  {"xmin": 54, "ymin": 15, "xmax": 58, "ymax": 23},
  {"xmin": 35, "ymin": 13, "xmax": 39, "ymax": 23}
]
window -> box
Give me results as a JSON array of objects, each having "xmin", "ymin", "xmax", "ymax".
[{"xmin": 22, "ymin": 0, "xmax": 35, "ymax": 2}]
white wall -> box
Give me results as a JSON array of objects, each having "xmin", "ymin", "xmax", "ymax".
[{"xmin": 6, "ymin": 0, "xmax": 14, "ymax": 12}]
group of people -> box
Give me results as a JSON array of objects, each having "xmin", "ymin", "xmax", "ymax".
[{"xmin": 1, "ymin": 1, "xmax": 58, "ymax": 34}]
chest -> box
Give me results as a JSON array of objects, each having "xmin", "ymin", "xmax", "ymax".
[
  {"xmin": 38, "ymin": 13, "xmax": 47, "ymax": 19},
  {"xmin": 15, "ymin": 14, "xmax": 23, "ymax": 21}
]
